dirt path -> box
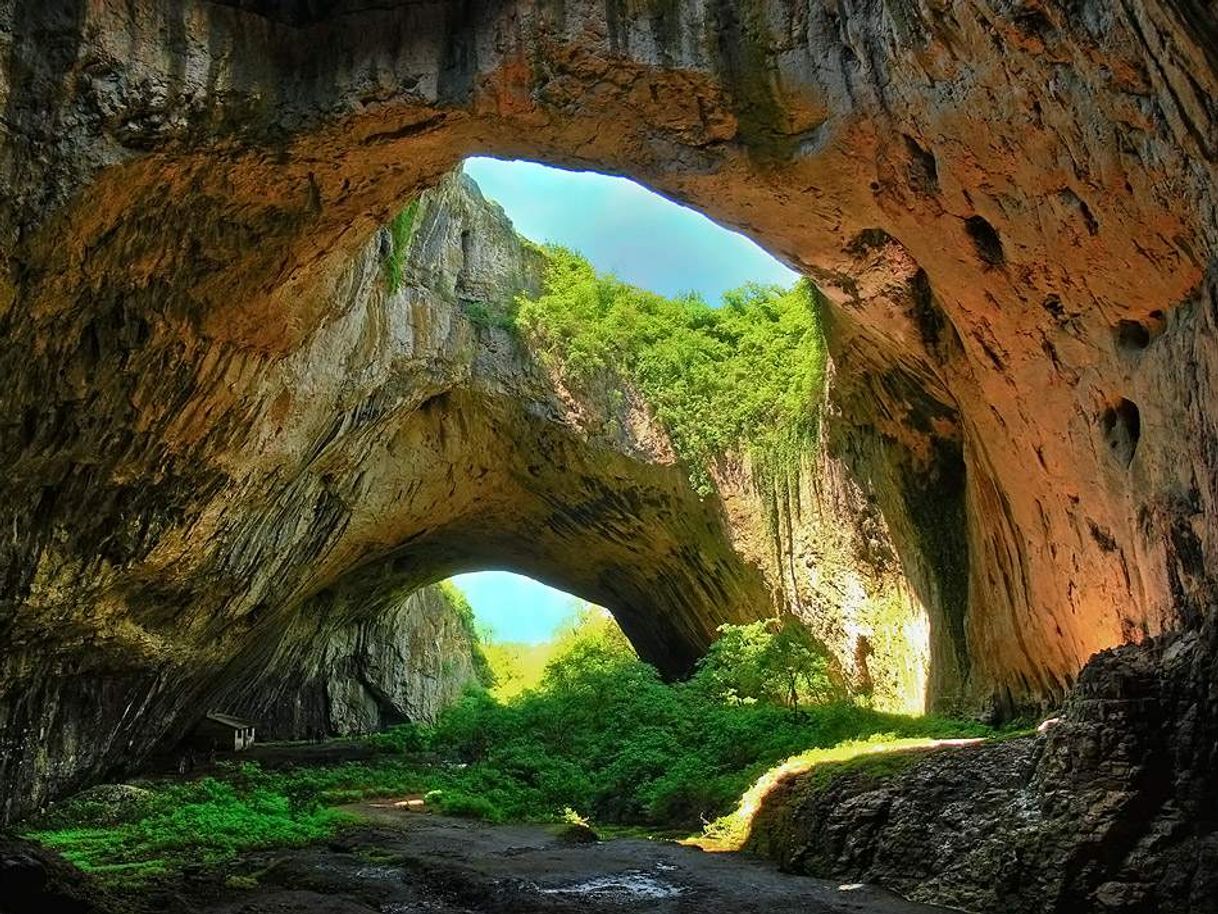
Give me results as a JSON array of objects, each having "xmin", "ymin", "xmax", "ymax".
[{"xmin": 166, "ymin": 802, "xmax": 954, "ymax": 914}]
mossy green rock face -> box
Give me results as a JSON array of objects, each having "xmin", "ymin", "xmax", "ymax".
[{"xmin": 34, "ymin": 784, "xmax": 155, "ymax": 829}]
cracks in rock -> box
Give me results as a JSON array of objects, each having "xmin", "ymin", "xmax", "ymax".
[
  {"xmin": 902, "ymin": 133, "xmax": 939, "ymax": 195},
  {"xmin": 361, "ymin": 112, "xmax": 450, "ymax": 147}
]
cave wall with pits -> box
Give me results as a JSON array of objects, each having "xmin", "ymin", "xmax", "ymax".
[{"xmin": 3, "ymin": 0, "xmax": 1218, "ymax": 811}]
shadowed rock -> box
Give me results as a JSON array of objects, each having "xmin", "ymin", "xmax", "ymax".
[
  {"xmin": 4, "ymin": 0, "xmax": 1218, "ymax": 825},
  {"xmin": 747, "ymin": 623, "xmax": 1218, "ymax": 912}
]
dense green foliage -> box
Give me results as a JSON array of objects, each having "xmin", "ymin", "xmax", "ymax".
[
  {"xmin": 30, "ymin": 776, "xmax": 350, "ymax": 881},
  {"xmin": 482, "ymin": 604, "xmax": 627, "ymax": 700},
  {"xmin": 383, "ymin": 200, "xmax": 420, "ymax": 294},
  {"xmin": 28, "ymin": 612, "xmax": 993, "ymax": 883},
  {"xmin": 515, "ymin": 249, "xmax": 827, "ymax": 492},
  {"xmin": 480, "ymin": 639, "xmax": 555, "ymax": 700},
  {"xmin": 420, "ymin": 614, "xmax": 986, "ymax": 827},
  {"xmin": 693, "ymin": 618, "xmax": 843, "ymax": 707}
]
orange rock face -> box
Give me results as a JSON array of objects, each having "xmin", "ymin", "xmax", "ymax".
[{"xmin": 2, "ymin": 1, "xmax": 1217, "ymax": 808}]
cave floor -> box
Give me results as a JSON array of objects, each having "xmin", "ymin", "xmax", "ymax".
[{"xmin": 135, "ymin": 803, "xmax": 953, "ymax": 914}]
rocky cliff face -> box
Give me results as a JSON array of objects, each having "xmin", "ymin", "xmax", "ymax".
[
  {"xmin": 717, "ymin": 441, "xmax": 928, "ymax": 713},
  {"xmin": 229, "ymin": 584, "xmax": 483, "ymax": 739},
  {"xmin": 0, "ymin": 166, "xmax": 781, "ymax": 823},
  {"xmin": 4, "ymin": 0, "xmax": 1218, "ymax": 844},
  {"xmin": 5, "ymin": 0, "xmax": 1218, "ymax": 722},
  {"xmin": 747, "ymin": 622, "xmax": 1218, "ymax": 912}
]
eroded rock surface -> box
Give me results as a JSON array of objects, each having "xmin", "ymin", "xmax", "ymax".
[
  {"xmin": 0, "ymin": 835, "xmax": 111, "ymax": 914},
  {"xmin": 228, "ymin": 583, "xmax": 484, "ymax": 739},
  {"xmin": 747, "ymin": 623, "xmax": 1218, "ymax": 912},
  {"xmin": 0, "ymin": 169, "xmax": 779, "ymax": 822},
  {"xmin": 5, "ymin": 0, "xmax": 1218, "ymax": 725},
  {"xmin": 5, "ymin": 0, "xmax": 1218, "ymax": 841}
]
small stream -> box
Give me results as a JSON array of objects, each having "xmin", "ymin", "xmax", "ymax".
[{"xmin": 537, "ymin": 870, "xmax": 687, "ymax": 901}]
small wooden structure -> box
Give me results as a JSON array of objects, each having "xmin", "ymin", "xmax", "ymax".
[{"xmin": 191, "ymin": 711, "xmax": 256, "ymax": 752}]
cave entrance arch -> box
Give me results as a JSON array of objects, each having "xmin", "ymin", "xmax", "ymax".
[
  {"xmin": 5, "ymin": 9, "xmax": 1215, "ymax": 828},
  {"xmin": 0, "ymin": 4, "xmax": 1002, "ymax": 721}
]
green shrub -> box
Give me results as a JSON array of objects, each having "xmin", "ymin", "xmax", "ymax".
[
  {"xmin": 429, "ymin": 790, "xmax": 504, "ymax": 822},
  {"xmin": 363, "ymin": 723, "xmax": 427, "ymax": 754},
  {"xmin": 461, "ymin": 300, "xmax": 516, "ymax": 332},
  {"xmin": 383, "ymin": 200, "xmax": 420, "ymax": 294},
  {"xmin": 28, "ymin": 613, "xmax": 995, "ymax": 881},
  {"xmin": 514, "ymin": 249, "xmax": 827, "ymax": 494},
  {"xmin": 30, "ymin": 775, "xmax": 351, "ymax": 881},
  {"xmin": 691, "ymin": 619, "xmax": 842, "ymax": 707}
]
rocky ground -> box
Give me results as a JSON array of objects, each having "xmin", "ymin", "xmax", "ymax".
[
  {"xmin": 745, "ymin": 623, "xmax": 1218, "ymax": 913},
  {"xmin": 2, "ymin": 807, "xmax": 952, "ymax": 914}
]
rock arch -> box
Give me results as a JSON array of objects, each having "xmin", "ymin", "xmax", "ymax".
[{"xmin": 3, "ymin": 0, "xmax": 1218, "ymax": 811}]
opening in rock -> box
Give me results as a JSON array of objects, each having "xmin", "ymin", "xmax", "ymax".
[
  {"xmin": 1101, "ymin": 398, "xmax": 1142, "ymax": 467},
  {"xmin": 7, "ymin": 155, "xmax": 949, "ymax": 906},
  {"xmin": 447, "ymin": 570, "xmax": 622, "ymax": 699},
  {"xmin": 964, "ymin": 214, "xmax": 1005, "ymax": 266},
  {"xmin": 1114, "ymin": 312, "xmax": 1166, "ymax": 354},
  {"xmin": 1115, "ymin": 318, "xmax": 1151, "ymax": 351},
  {"xmin": 4, "ymin": 8, "xmax": 1217, "ymax": 911}
]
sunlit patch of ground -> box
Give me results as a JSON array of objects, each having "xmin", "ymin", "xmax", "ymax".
[{"xmin": 691, "ymin": 735, "xmax": 985, "ymax": 851}]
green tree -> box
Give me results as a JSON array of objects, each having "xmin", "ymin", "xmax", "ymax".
[
  {"xmin": 692, "ymin": 619, "xmax": 841, "ymax": 707},
  {"xmin": 514, "ymin": 248, "xmax": 826, "ymax": 494}
]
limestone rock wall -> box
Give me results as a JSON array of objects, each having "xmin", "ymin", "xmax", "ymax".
[
  {"xmin": 0, "ymin": 166, "xmax": 776, "ymax": 823},
  {"xmin": 5, "ymin": 0, "xmax": 1218, "ymax": 815},
  {"xmin": 229, "ymin": 584, "xmax": 482, "ymax": 739},
  {"xmin": 745, "ymin": 621, "xmax": 1218, "ymax": 912},
  {"xmin": 716, "ymin": 436, "xmax": 930, "ymax": 713},
  {"xmin": 5, "ymin": 0, "xmax": 1217, "ymax": 722}
]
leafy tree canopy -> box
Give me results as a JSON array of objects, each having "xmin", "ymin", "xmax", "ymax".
[{"xmin": 514, "ymin": 248, "xmax": 827, "ymax": 493}]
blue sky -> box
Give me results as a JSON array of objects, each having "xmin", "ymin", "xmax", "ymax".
[
  {"xmin": 463, "ymin": 157, "xmax": 797, "ymax": 303},
  {"xmin": 450, "ymin": 571, "xmax": 581, "ymax": 644},
  {"xmin": 452, "ymin": 157, "xmax": 797, "ymax": 644}
]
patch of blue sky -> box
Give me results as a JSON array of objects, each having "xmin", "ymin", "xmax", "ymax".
[{"xmin": 463, "ymin": 157, "xmax": 798, "ymax": 305}]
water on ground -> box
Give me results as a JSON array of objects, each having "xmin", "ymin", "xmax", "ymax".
[{"xmin": 145, "ymin": 802, "xmax": 950, "ymax": 914}]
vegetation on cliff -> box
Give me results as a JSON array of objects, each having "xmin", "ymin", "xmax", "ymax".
[
  {"xmin": 383, "ymin": 200, "xmax": 420, "ymax": 294},
  {"xmin": 514, "ymin": 248, "xmax": 826, "ymax": 493},
  {"xmin": 27, "ymin": 611, "xmax": 992, "ymax": 883},
  {"xmin": 437, "ymin": 580, "xmax": 495, "ymax": 688}
]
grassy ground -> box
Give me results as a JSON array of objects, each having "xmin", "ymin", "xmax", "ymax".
[{"xmin": 25, "ymin": 617, "xmax": 1011, "ymax": 885}]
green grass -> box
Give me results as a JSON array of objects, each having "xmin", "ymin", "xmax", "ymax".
[
  {"xmin": 29, "ymin": 775, "xmax": 353, "ymax": 880},
  {"xmin": 383, "ymin": 200, "xmax": 420, "ymax": 294},
  {"xmin": 26, "ymin": 615, "xmax": 994, "ymax": 886}
]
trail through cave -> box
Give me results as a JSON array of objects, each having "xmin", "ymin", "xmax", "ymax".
[{"xmin": 4, "ymin": 803, "xmax": 953, "ymax": 914}]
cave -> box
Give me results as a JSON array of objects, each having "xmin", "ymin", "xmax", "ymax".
[{"xmin": 3, "ymin": 2, "xmax": 1218, "ymax": 912}]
